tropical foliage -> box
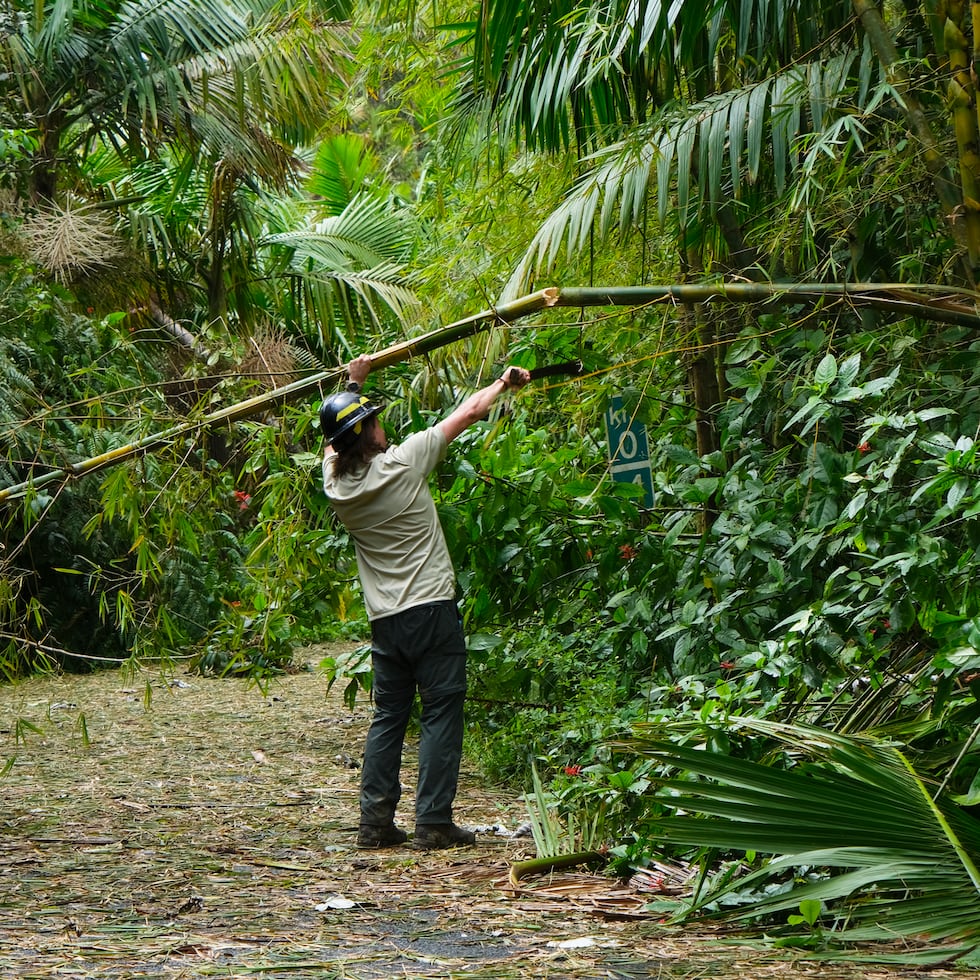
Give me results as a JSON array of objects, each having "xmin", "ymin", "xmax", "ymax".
[
  {"xmin": 4, "ymin": 0, "xmax": 980, "ymax": 959},
  {"xmin": 620, "ymin": 720, "xmax": 980, "ymax": 958}
]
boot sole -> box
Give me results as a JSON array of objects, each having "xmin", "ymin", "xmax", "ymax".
[{"xmin": 411, "ymin": 836, "xmax": 475, "ymax": 850}]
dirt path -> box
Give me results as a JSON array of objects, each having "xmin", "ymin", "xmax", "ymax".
[{"xmin": 0, "ymin": 644, "xmax": 968, "ymax": 979}]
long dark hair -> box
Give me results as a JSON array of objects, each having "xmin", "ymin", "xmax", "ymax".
[{"xmin": 331, "ymin": 422, "xmax": 385, "ymax": 478}]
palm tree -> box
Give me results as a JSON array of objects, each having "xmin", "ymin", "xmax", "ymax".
[
  {"xmin": 0, "ymin": 0, "xmax": 353, "ymax": 203},
  {"xmin": 1, "ymin": 0, "xmax": 366, "ymax": 331},
  {"xmin": 445, "ymin": 0, "xmax": 979, "ymax": 457},
  {"xmin": 88, "ymin": 131, "xmax": 422, "ymax": 362},
  {"xmin": 449, "ymin": 0, "xmax": 970, "ymax": 285}
]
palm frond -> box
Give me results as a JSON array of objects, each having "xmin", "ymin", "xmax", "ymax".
[
  {"xmin": 305, "ymin": 136, "xmax": 379, "ymax": 216},
  {"xmin": 500, "ymin": 51, "xmax": 874, "ymax": 298},
  {"xmin": 620, "ymin": 718, "xmax": 980, "ymax": 948},
  {"xmin": 450, "ymin": 0, "xmax": 858, "ymax": 154},
  {"xmin": 264, "ymin": 193, "xmax": 419, "ymax": 269},
  {"xmin": 263, "ymin": 190, "xmax": 422, "ymax": 345},
  {"xmin": 297, "ymin": 264, "xmax": 421, "ymax": 345},
  {"xmin": 7, "ymin": 0, "xmax": 353, "ymax": 181}
]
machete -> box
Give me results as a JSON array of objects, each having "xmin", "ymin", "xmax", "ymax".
[{"xmin": 508, "ymin": 360, "xmax": 584, "ymax": 385}]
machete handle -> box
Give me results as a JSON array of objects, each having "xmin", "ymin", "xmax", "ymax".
[{"xmin": 507, "ymin": 360, "xmax": 584, "ymax": 385}]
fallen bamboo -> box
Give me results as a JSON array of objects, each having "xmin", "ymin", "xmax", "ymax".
[
  {"xmin": 509, "ymin": 850, "xmax": 608, "ymax": 889},
  {"xmin": 553, "ymin": 281, "xmax": 980, "ymax": 329},
  {"xmin": 2, "ymin": 280, "xmax": 978, "ymax": 505}
]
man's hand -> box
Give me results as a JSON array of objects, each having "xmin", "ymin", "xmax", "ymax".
[
  {"xmin": 502, "ymin": 366, "xmax": 531, "ymax": 389},
  {"xmin": 348, "ymin": 354, "xmax": 372, "ymax": 387}
]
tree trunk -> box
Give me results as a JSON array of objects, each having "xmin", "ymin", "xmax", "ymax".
[
  {"xmin": 30, "ymin": 117, "xmax": 61, "ymax": 203},
  {"xmin": 945, "ymin": 13, "xmax": 980, "ymax": 270},
  {"xmin": 680, "ymin": 248, "xmax": 722, "ymax": 530}
]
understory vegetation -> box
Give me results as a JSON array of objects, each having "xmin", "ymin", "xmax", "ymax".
[{"xmin": 3, "ymin": 0, "xmax": 980, "ymax": 965}]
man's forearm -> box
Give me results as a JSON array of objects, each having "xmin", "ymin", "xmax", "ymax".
[
  {"xmin": 340, "ymin": 355, "xmax": 530, "ymax": 444},
  {"xmin": 438, "ymin": 369, "xmax": 530, "ymax": 443},
  {"xmin": 456, "ymin": 377, "xmax": 509, "ymax": 422}
]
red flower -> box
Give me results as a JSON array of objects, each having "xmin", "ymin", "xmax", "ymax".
[
  {"xmin": 858, "ymin": 442, "xmax": 871, "ymax": 453},
  {"xmin": 564, "ymin": 765, "xmax": 583, "ymax": 777},
  {"xmin": 234, "ymin": 490, "xmax": 251, "ymax": 511},
  {"xmin": 619, "ymin": 544, "xmax": 638, "ymax": 561},
  {"xmin": 720, "ymin": 660, "xmax": 736, "ymax": 671}
]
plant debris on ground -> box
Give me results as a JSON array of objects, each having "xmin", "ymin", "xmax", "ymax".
[{"xmin": 0, "ymin": 643, "xmax": 970, "ymax": 979}]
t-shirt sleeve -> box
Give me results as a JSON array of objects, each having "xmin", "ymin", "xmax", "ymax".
[{"xmin": 391, "ymin": 426, "xmax": 447, "ymax": 476}]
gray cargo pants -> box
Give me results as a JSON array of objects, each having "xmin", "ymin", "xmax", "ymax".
[{"xmin": 359, "ymin": 599, "xmax": 467, "ymax": 828}]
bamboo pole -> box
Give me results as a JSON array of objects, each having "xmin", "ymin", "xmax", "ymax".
[
  {"xmin": 852, "ymin": 0, "xmax": 975, "ymax": 284},
  {"xmin": 551, "ymin": 282, "xmax": 980, "ymax": 328},
  {"xmin": 2, "ymin": 281, "xmax": 979, "ymax": 505},
  {"xmin": 0, "ymin": 289, "xmax": 560, "ymax": 506}
]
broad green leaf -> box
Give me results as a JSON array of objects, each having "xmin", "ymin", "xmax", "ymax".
[
  {"xmin": 837, "ymin": 353, "xmax": 861, "ymax": 388},
  {"xmin": 947, "ymin": 477, "xmax": 970, "ymax": 512},
  {"xmin": 814, "ymin": 353, "xmax": 838, "ymax": 391}
]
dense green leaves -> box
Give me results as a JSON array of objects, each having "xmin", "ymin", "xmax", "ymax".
[
  {"xmin": 1, "ymin": 0, "xmax": 353, "ymax": 197},
  {"xmin": 5, "ymin": 0, "xmax": 980, "ymax": 953}
]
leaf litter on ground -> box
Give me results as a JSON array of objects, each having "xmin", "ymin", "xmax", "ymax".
[{"xmin": 0, "ymin": 642, "xmax": 971, "ymax": 979}]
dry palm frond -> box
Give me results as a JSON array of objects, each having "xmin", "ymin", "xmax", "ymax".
[
  {"xmin": 21, "ymin": 197, "xmax": 123, "ymax": 283},
  {"xmin": 240, "ymin": 326, "xmax": 301, "ymax": 390}
]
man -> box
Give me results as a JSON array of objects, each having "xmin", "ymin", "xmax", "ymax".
[{"xmin": 320, "ymin": 354, "xmax": 531, "ymax": 850}]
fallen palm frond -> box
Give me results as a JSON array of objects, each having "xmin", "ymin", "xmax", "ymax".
[{"xmin": 618, "ymin": 718, "xmax": 980, "ymax": 960}]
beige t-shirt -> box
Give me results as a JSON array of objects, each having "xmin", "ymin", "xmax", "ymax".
[{"xmin": 322, "ymin": 427, "xmax": 455, "ymax": 620}]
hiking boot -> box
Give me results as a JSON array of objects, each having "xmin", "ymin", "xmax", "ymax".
[
  {"xmin": 356, "ymin": 823, "xmax": 408, "ymax": 848},
  {"xmin": 412, "ymin": 823, "xmax": 476, "ymax": 850}
]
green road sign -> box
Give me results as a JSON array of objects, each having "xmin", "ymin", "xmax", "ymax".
[{"xmin": 605, "ymin": 396, "xmax": 654, "ymax": 507}]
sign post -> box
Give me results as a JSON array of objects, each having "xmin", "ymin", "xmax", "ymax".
[{"xmin": 604, "ymin": 396, "xmax": 654, "ymax": 507}]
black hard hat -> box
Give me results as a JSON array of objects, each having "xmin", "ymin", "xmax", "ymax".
[{"xmin": 319, "ymin": 391, "xmax": 382, "ymax": 450}]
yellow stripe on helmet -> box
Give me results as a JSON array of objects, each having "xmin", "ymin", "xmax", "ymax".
[{"xmin": 335, "ymin": 396, "xmax": 370, "ymax": 423}]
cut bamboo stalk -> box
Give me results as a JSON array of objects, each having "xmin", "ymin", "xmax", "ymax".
[
  {"xmin": 2, "ymin": 281, "xmax": 979, "ymax": 505},
  {"xmin": 0, "ymin": 289, "xmax": 559, "ymax": 506},
  {"xmin": 509, "ymin": 850, "xmax": 608, "ymax": 889}
]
